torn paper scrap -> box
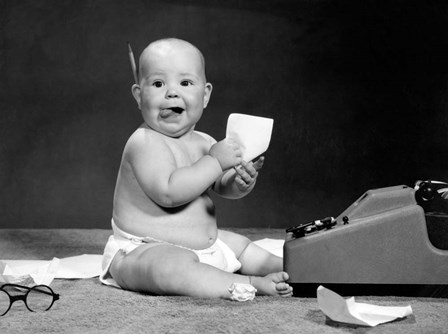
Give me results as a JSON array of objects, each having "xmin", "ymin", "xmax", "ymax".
[
  {"xmin": 0, "ymin": 254, "xmax": 103, "ymax": 286},
  {"xmin": 317, "ymin": 285, "xmax": 413, "ymax": 327},
  {"xmin": 57, "ymin": 254, "xmax": 102, "ymax": 279},
  {"xmin": 226, "ymin": 113, "xmax": 274, "ymax": 162},
  {"xmin": 253, "ymin": 238, "xmax": 284, "ymax": 257},
  {"xmin": 0, "ymin": 258, "xmax": 60, "ymax": 286}
]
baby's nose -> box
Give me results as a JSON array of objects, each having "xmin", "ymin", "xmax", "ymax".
[{"xmin": 165, "ymin": 87, "xmax": 179, "ymax": 99}]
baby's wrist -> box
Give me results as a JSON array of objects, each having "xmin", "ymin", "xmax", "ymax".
[{"xmin": 205, "ymin": 154, "xmax": 223, "ymax": 172}]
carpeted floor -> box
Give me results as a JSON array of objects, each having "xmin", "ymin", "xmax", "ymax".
[{"xmin": 1, "ymin": 228, "xmax": 447, "ymax": 333}]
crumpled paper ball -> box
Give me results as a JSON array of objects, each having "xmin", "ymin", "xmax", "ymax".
[{"xmin": 228, "ymin": 282, "xmax": 257, "ymax": 302}]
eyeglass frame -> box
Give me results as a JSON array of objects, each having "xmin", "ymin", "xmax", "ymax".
[{"xmin": 0, "ymin": 283, "xmax": 60, "ymax": 316}]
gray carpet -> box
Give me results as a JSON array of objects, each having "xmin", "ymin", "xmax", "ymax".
[{"xmin": 1, "ymin": 228, "xmax": 447, "ymax": 333}]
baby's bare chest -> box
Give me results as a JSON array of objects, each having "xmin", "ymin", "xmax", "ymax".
[{"xmin": 164, "ymin": 138, "xmax": 210, "ymax": 167}]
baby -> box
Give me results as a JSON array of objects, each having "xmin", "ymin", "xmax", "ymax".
[{"xmin": 100, "ymin": 38, "xmax": 293, "ymax": 299}]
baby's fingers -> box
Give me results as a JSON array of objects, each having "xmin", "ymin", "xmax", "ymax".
[
  {"xmin": 235, "ymin": 175, "xmax": 251, "ymax": 189},
  {"xmin": 252, "ymin": 156, "xmax": 265, "ymax": 171},
  {"xmin": 228, "ymin": 139, "xmax": 243, "ymax": 159},
  {"xmin": 235, "ymin": 165, "xmax": 257, "ymax": 183},
  {"xmin": 240, "ymin": 160, "xmax": 257, "ymax": 177}
]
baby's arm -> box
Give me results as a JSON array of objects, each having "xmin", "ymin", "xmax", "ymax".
[
  {"xmin": 213, "ymin": 157, "xmax": 265, "ymax": 199},
  {"xmin": 128, "ymin": 132, "xmax": 242, "ymax": 207}
]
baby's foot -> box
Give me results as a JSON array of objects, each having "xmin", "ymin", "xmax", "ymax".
[{"xmin": 251, "ymin": 272, "xmax": 293, "ymax": 297}]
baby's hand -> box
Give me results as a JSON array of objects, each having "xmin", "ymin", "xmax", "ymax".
[
  {"xmin": 234, "ymin": 157, "xmax": 264, "ymax": 191},
  {"xmin": 209, "ymin": 138, "xmax": 242, "ymax": 170}
]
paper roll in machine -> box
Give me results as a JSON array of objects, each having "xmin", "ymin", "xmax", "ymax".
[{"xmin": 284, "ymin": 182, "xmax": 448, "ymax": 297}]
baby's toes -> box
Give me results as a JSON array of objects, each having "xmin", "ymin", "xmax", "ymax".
[
  {"xmin": 272, "ymin": 271, "xmax": 289, "ymax": 283},
  {"xmin": 276, "ymin": 283, "xmax": 293, "ymax": 297},
  {"xmin": 275, "ymin": 282, "xmax": 290, "ymax": 292},
  {"xmin": 280, "ymin": 271, "xmax": 289, "ymax": 282}
]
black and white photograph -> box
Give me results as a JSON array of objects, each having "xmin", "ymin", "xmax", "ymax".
[{"xmin": 1, "ymin": 1, "xmax": 448, "ymax": 332}]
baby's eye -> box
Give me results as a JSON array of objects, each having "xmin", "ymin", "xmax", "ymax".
[
  {"xmin": 152, "ymin": 81, "xmax": 164, "ymax": 88},
  {"xmin": 180, "ymin": 80, "xmax": 193, "ymax": 87}
]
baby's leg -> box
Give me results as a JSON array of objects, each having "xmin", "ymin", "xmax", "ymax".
[
  {"xmin": 218, "ymin": 230, "xmax": 292, "ymax": 296},
  {"xmin": 109, "ymin": 242, "xmax": 291, "ymax": 298},
  {"xmin": 110, "ymin": 243, "xmax": 245, "ymax": 298},
  {"xmin": 218, "ymin": 229, "xmax": 283, "ymax": 275}
]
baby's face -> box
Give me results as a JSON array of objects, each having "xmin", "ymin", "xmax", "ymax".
[{"xmin": 135, "ymin": 41, "xmax": 212, "ymax": 137}]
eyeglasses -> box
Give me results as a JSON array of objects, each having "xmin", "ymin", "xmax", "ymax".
[{"xmin": 0, "ymin": 284, "xmax": 60, "ymax": 316}]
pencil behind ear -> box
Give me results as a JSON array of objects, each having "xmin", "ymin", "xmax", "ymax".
[{"xmin": 127, "ymin": 42, "xmax": 139, "ymax": 85}]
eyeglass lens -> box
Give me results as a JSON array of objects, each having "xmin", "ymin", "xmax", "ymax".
[
  {"xmin": 27, "ymin": 285, "xmax": 55, "ymax": 312},
  {"xmin": 0, "ymin": 290, "xmax": 11, "ymax": 316}
]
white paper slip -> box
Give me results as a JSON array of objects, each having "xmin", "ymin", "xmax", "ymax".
[
  {"xmin": 57, "ymin": 254, "xmax": 103, "ymax": 279},
  {"xmin": 0, "ymin": 258, "xmax": 60, "ymax": 286},
  {"xmin": 226, "ymin": 113, "xmax": 274, "ymax": 162},
  {"xmin": 317, "ymin": 285, "xmax": 413, "ymax": 327},
  {"xmin": 0, "ymin": 254, "xmax": 103, "ymax": 287},
  {"xmin": 253, "ymin": 238, "xmax": 284, "ymax": 257}
]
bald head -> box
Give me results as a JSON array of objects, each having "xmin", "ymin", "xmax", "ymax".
[{"xmin": 138, "ymin": 38, "xmax": 207, "ymax": 83}]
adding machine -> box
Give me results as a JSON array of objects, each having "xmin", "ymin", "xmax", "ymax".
[{"xmin": 284, "ymin": 181, "xmax": 448, "ymax": 297}]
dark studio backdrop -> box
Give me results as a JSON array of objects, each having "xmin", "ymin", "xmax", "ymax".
[{"xmin": 1, "ymin": 0, "xmax": 448, "ymax": 229}]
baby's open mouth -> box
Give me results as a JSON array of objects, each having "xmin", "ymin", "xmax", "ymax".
[
  {"xmin": 160, "ymin": 107, "xmax": 185, "ymax": 118},
  {"xmin": 169, "ymin": 107, "xmax": 184, "ymax": 114}
]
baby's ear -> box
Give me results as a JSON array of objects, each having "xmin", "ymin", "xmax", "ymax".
[
  {"xmin": 131, "ymin": 84, "xmax": 141, "ymax": 109},
  {"xmin": 203, "ymin": 83, "xmax": 213, "ymax": 109}
]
